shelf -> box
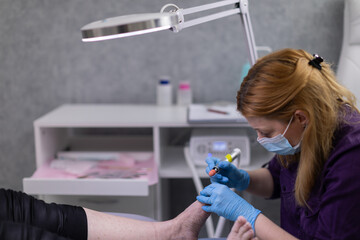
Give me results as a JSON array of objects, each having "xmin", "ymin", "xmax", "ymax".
[
  {"xmin": 160, "ymin": 147, "xmax": 208, "ymax": 178},
  {"xmin": 35, "ymin": 104, "xmax": 189, "ymax": 127},
  {"xmin": 35, "ymin": 104, "xmax": 250, "ymax": 128},
  {"xmin": 159, "ymin": 146, "xmax": 274, "ymax": 178}
]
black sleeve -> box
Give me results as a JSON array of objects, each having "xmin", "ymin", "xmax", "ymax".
[
  {"xmin": 0, "ymin": 189, "xmax": 87, "ymax": 240},
  {"xmin": 0, "ymin": 221, "xmax": 72, "ymax": 240}
]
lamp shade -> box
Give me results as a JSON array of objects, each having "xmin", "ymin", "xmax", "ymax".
[{"xmin": 81, "ymin": 12, "xmax": 179, "ymax": 42}]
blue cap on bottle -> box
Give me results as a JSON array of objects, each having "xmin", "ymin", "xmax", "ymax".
[{"xmin": 159, "ymin": 80, "xmax": 169, "ymax": 85}]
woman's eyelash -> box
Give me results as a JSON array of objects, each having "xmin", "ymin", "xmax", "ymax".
[{"xmin": 261, "ymin": 132, "xmax": 272, "ymax": 137}]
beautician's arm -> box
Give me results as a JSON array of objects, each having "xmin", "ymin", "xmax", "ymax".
[
  {"xmin": 255, "ymin": 214, "xmax": 298, "ymax": 240},
  {"xmin": 246, "ymin": 168, "xmax": 274, "ymax": 198},
  {"xmin": 247, "ymin": 169, "xmax": 298, "ymax": 239}
]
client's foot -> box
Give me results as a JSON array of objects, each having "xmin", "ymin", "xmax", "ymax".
[
  {"xmin": 167, "ymin": 200, "xmax": 211, "ymax": 240},
  {"xmin": 227, "ymin": 216, "xmax": 257, "ymax": 240}
]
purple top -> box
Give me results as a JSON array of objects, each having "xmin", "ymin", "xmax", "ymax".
[{"xmin": 267, "ymin": 107, "xmax": 360, "ymax": 239}]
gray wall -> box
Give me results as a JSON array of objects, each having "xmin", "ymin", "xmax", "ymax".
[{"xmin": 0, "ymin": 0, "xmax": 344, "ymax": 191}]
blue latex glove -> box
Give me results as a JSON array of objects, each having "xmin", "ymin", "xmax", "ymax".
[
  {"xmin": 205, "ymin": 156, "xmax": 250, "ymax": 191},
  {"xmin": 196, "ymin": 183, "xmax": 261, "ymax": 230}
]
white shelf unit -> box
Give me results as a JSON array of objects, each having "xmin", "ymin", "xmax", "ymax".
[{"xmin": 23, "ymin": 104, "xmax": 272, "ymax": 220}]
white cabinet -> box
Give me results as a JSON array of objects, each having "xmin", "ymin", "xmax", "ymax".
[{"xmin": 23, "ymin": 104, "xmax": 272, "ymax": 220}]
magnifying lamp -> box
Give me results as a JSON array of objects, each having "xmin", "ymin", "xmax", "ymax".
[
  {"xmin": 81, "ymin": 13, "xmax": 179, "ymax": 41},
  {"xmin": 81, "ymin": 0, "xmax": 258, "ymax": 65}
]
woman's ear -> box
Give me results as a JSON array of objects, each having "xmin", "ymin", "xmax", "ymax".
[{"xmin": 294, "ymin": 110, "xmax": 309, "ymax": 128}]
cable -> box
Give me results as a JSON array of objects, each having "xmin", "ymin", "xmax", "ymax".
[{"xmin": 183, "ymin": 146, "xmax": 215, "ymax": 237}]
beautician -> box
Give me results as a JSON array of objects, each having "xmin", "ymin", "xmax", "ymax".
[{"xmin": 197, "ymin": 48, "xmax": 360, "ymax": 239}]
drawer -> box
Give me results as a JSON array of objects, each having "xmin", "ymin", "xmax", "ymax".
[
  {"xmin": 33, "ymin": 187, "xmax": 158, "ymax": 219},
  {"xmin": 23, "ymin": 178, "xmax": 149, "ymax": 196},
  {"xmin": 23, "ymin": 151, "xmax": 157, "ymax": 196}
]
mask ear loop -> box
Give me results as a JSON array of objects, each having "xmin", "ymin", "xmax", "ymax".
[
  {"xmin": 282, "ymin": 115, "xmax": 294, "ymax": 136},
  {"xmin": 292, "ymin": 120, "xmax": 308, "ymax": 149}
]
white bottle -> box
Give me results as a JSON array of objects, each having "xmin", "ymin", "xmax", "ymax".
[
  {"xmin": 177, "ymin": 81, "xmax": 192, "ymax": 106},
  {"xmin": 156, "ymin": 77, "xmax": 173, "ymax": 106}
]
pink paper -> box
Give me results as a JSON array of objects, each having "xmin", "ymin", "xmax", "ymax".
[{"xmin": 31, "ymin": 152, "xmax": 158, "ymax": 185}]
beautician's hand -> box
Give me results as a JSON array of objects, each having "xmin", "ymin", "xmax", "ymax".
[
  {"xmin": 205, "ymin": 156, "xmax": 250, "ymax": 191},
  {"xmin": 196, "ymin": 183, "xmax": 261, "ymax": 230}
]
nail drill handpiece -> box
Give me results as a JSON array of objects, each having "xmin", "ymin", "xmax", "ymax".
[{"xmin": 208, "ymin": 148, "xmax": 241, "ymax": 177}]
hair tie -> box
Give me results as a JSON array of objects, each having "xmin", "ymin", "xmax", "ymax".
[{"xmin": 308, "ymin": 54, "xmax": 324, "ymax": 70}]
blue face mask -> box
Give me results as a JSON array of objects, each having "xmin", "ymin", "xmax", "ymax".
[{"xmin": 257, "ymin": 115, "xmax": 302, "ymax": 155}]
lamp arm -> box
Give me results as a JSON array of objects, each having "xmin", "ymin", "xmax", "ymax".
[
  {"xmin": 179, "ymin": 9, "xmax": 240, "ymax": 30},
  {"xmin": 181, "ymin": 0, "xmax": 239, "ymax": 15},
  {"xmin": 239, "ymin": 0, "xmax": 258, "ymax": 65},
  {"xmin": 168, "ymin": 0, "xmax": 258, "ymax": 65}
]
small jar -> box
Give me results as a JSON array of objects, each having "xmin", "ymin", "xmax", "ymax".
[
  {"xmin": 156, "ymin": 77, "xmax": 173, "ymax": 106},
  {"xmin": 177, "ymin": 81, "xmax": 192, "ymax": 106}
]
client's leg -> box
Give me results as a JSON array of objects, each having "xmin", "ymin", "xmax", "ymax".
[
  {"xmin": 227, "ymin": 216, "xmax": 258, "ymax": 240},
  {"xmin": 169, "ymin": 200, "xmax": 211, "ymax": 239},
  {"xmin": 85, "ymin": 200, "xmax": 210, "ymax": 240}
]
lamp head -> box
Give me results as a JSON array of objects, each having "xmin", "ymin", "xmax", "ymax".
[{"xmin": 81, "ymin": 12, "xmax": 179, "ymax": 42}]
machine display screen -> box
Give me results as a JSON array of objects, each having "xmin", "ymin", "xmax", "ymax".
[{"xmin": 212, "ymin": 141, "xmax": 227, "ymax": 152}]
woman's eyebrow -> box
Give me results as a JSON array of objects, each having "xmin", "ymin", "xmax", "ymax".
[
  {"xmin": 254, "ymin": 127, "xmax": 274, "ymax": 134},
  {"xmin": 254, "ymin": 127, "xmax": 269, "ymax": 131}
]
